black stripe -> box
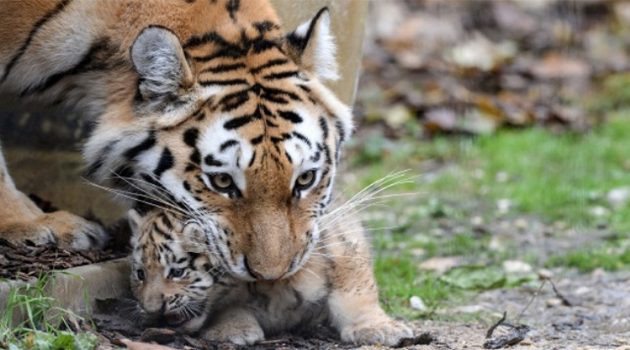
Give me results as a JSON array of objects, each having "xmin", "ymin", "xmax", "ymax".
[
  {"xmin": 220, "ymin": 140, "xmax": 239, "ymax": 152},
  {"xmin": 279, "ymin": 111, "xmax": 303, "ymax": 123},
  {"xmin": 224, "ymin": 115, "xmax": 253, "ymax": 130},
  {"xmin": 184, "ymin": 31, "xmax": 232, "ymax": 49},
  {"xmin": 200, "ymin": 79, "xmax": 248, "ymax": 87},
  {"xmin": 226, "ymin": 0, "xmax": 241, "ymax": 21},
  {"xmin": 335, "ymin": 119, "xmax": 347, "ymax": 142},
  {"xmin": 200, "ymin": 62, "xmax": 246, "ymax": 74},
  {"xmin": 124, "ymin": 132, "xmax": 156, "ymax": 160},
  {"xmin": 263, "ymin": 70, "xmax": 299, "ymax": 81},
  {"xmin": 253, "ymin": 21, "xmax": 281, "ymax": 34},
  {"xmin": 248, "ymin": 151, "xmax": 257, "ymax": 167},
  {"xmin": 154, "ymin": 147, "xmax": 174, "ymax": 177},
  {"xmin": 293, "ymin": 132, "xmax": 312, "ymax": 148},
  {"xmin": 183, "ymin": 128, "xmax": 199, "ymax": 147},
  {"xmin": 1, "ymin": 0, "xmax": 73, "ymax": 82},
  {"xmin": 192, "ymin": 48, "xmax": 244, "ymax": 62},
  {"xmin": 251, "ymin": 135, "xmax": 264, "ymax": 145},
  {"xmin": 218, "ymin": 90, "xmax": 250, "ymax": 112},
  {"xmin": 250, "ymin": 59, "xmax": 289, "ymax": 74},
  {"xmin": 319, "ymin": 117, "xmax": 329, "ymax": 140},
  {"xmin": 285, "ymin": 152, "xmax": 293, "ymax": 164},
  {"xmin": 204, "ymin": 155, "xmax": 224, "ymax": 167}
]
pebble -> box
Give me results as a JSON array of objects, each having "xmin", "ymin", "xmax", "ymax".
[
  {"xmin": 471, "ymin": 216, "xmax": 483, "ymax": 226},
  {"xmin": 607, "ymin": 187, "xmax": 630, "ymax": 209},
  {"xmin": 520, "ymin": 340, "xmax": 533, "ymax": 346},
  {"xmin": 590, "ymin": 206, "xmax": 610, "ymax": 217},
  {"xmin": 503, "ymin": 260, "xmax": 533, "ymax": 273},
  {"xmin": 546, "ymin": 298, "xmax": 563, "ymax": 308},
  {"xmin": 497, "ymin": 199, "xmax": 512, "ymax": 214},
  {"xmin": 514, "ymin": 219, "xmax": 528, "ymax": 230},
  {"xmin": 537, "ymin": 268, "xmax": 553, "ymax": 280},
  {"xmin": 410, "ymin": 296, "xmax": 427, "ymax": 311}
]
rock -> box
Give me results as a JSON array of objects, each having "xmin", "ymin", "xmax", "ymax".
[
  {"xmin": 520, "ymin": 339, "xmax": 533, "ymax": 346},
  {"xmin": 514, "ymin": 219, "xmax": 528, "ymax": 230},
  {"xmin": 438, "ymin": 305, "xmax": 485, "ymax": 314},
  {"xmin": 531, "ymin": 54, "xmax": 592, "ymax": 80},
  {"xmin": 546, "ymin": 298, "xmax": 563, "ymax": 308},
  {"xmin": 410, "ymin": 296, "xmax": 427, "ymax": 311},
  {"xmin": 590, "ymin": 206, "xmax": 610, "ymax": 217},
  {"xmin": 497, "ymin": 199, "xmax": 513, "ymax": 215},
  {"xmin": 503, "ymin": 260, "xmax": 533, "ymax": 273},
  {"xmin": 140, "ymin": 328, "xmax": 176, "ymax": 345},
  {"xmin": 471, "ymin": 216, "xmax": 484, "ymax": 226},
  {"xmin": 607, "ymin": 187, "xmax": 630, "ymax": 209},
  {"xmin": 537, "ymin": 269, "xmax": 553, "ymax": 280},
  {"xmin": 384, "ymin": 104, "xmax": 414, "ymax": 129},
  {"xmin": 418, "ymin": 257, "xmax": 460, "ymax": 274},
  {"xmin": 495, "ymin": 171, "xmax": 509, "ymax": 183}
]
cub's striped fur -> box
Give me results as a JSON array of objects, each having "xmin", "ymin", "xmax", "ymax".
[
  {"xmin": 0, "ymin": 0, "xmax": 352, "ymax": 272},
  {"xmin": 128, "ymin": 204, "xmax": 413, "ymax": 346}
]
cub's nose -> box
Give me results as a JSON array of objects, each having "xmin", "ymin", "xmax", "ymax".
[{"xmin": 244, "ymin": 257, "xmax": 290, "ymax": 281}]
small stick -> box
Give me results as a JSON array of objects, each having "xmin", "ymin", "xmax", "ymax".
[
  {"xmin": 486, "ymin": 311, "xmax": 507, "ymax": 339},
  {"xmin": 516, "ymin": 279, "xmax": 547, "ymax": 325},
  {"xmin": 548, "ymin": 278, "xmax": 572, "ymax": 306}
]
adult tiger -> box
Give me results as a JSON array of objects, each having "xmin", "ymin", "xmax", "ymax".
[{"xmin": 0, "ymin": 0, "xmax": 352, "ymax": 277}]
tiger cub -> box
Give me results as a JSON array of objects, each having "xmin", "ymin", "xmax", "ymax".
[{"xmin": 128, "ymin": 207, "xmax": 413, "ymax": 346}]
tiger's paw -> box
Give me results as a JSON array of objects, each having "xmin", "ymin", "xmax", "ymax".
[
  {"xmin": 37, "ymin": 211, "xmax": 109, "ymax": 250},
  {"xmin": 341, "ymin": 316, "xmax": 413, "ymax": 346},
  {"xmin": 203, "ymin": 322, "xmax": 264, "ymax": 346},
  {"xmin": 0, "ymin": 222, "xmax": 57, "ymax": 247}
]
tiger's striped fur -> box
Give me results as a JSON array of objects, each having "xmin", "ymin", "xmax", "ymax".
[
  {"xmin": 128, "ymin": 206, "xmax": 413, "ymax": 346},
  {"xmin": 0, "ymin": 0, "xmax": 352, "ymax": 272}
]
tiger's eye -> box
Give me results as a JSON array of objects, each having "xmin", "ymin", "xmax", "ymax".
[
  {"xmin": 137, "ymin": 269, "xmax": 145, "ymax": 281},
  {"xmin": 170, "ymin": 268, "xmax": 184, "ymax": 278},
  {"xmin": 211, "ymin": 173, "xmax": 233, "ymax": 189},
  {"xmin": 296, "ymin": 170, "xmax": 315, "ymax": 187}
]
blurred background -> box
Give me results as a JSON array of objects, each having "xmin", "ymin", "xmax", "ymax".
[{"xmin": 341, "ymin": 0, "xmax": 630, "ymax": 346}]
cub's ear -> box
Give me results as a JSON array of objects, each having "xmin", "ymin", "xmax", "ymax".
[
  {"xmin": 131, "ymin": 26, "xmax": 194, "ymax": 110},
  {"xmin": 284, "ymin": 8, "xmax": 339, "ymax": 81}
]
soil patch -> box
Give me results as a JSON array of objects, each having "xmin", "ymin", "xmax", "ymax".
[{"xmin": 0, "ymin": 239, "xmax": 126, "ymax": 281}]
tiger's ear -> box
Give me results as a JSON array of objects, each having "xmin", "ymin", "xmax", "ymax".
[
  {"xmin": 131, "ymin": 26, "xmax": 194, "ymax": 110},
  {"xmin": 284, "ymin": 8, "xmax": 339, "ymax": 81}
]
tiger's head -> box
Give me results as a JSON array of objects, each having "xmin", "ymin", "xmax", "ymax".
[
  {"xmin": 127, "ymin": 208, "xmax": 235, "ymax": 332},
  {"xmin": 86, "ymin": 2, "xmax": 352, "ymax": 281}
]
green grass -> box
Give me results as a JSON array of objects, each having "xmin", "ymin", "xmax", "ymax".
[
  {"xmin": 546, "ymin": 245, "xmax": 630, "ymax": 272},
  {"xmin": 351, "ymin": 114, "xmax": 630, "ymax": 231},
  {"xmin": 0, "ymin": 274, "xmax": 99, "ymax": 350},
  {"xmin": 349, "ymin": 114, "xmax": 630, "ymax": 317}
]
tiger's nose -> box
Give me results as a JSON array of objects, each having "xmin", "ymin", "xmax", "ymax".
[{"xmin": 244, "ymin": 257, "xmax": 289, "ymax": 281}]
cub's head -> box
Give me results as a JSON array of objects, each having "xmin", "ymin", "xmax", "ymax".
[
  {"xmin": 128, "ymin": 208, "xmax": 233, "ymax": 332},
  {"xmin": 86, "ymin": 3, "xmax": 352, "ymax": 281}
]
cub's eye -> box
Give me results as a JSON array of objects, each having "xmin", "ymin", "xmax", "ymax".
[
  {"xmin": 295, "ymin": 170, "xmax": 316, "ymax": 190},
  {"xmin": 137, "ymin": 269, "xmax": 145, "ymax": 281},
  {"xmin": 210, "ymin": 173, "xmax": 234, "ymax": 190},
  {"xmin": 169, "ymin": 268, "xmax": 184, "ymax": 278}
]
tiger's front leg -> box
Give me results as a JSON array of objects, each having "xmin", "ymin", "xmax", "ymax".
[
  {"xmin": 323, "ymin": 220, "xmax": 413, "ymax": 346},
  {"xmin": 0, "ymin": 147, "xmax": 108, "ymax": 250},
  {"xmin": 202, "ymin": 306, "xmax": 265, "ymax": 346}
]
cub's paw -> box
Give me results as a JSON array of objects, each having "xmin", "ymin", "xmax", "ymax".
[
  {"xmin": 37, "ymin": 211, "xmax": 109, "ymax": 250},
  {"xmin": 203, "ymin": 323, "xmax": 264, "ymax": 346},
  {"xmin": 341, "ymin": 317, "xmax": 413, "ymax": 346}
]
